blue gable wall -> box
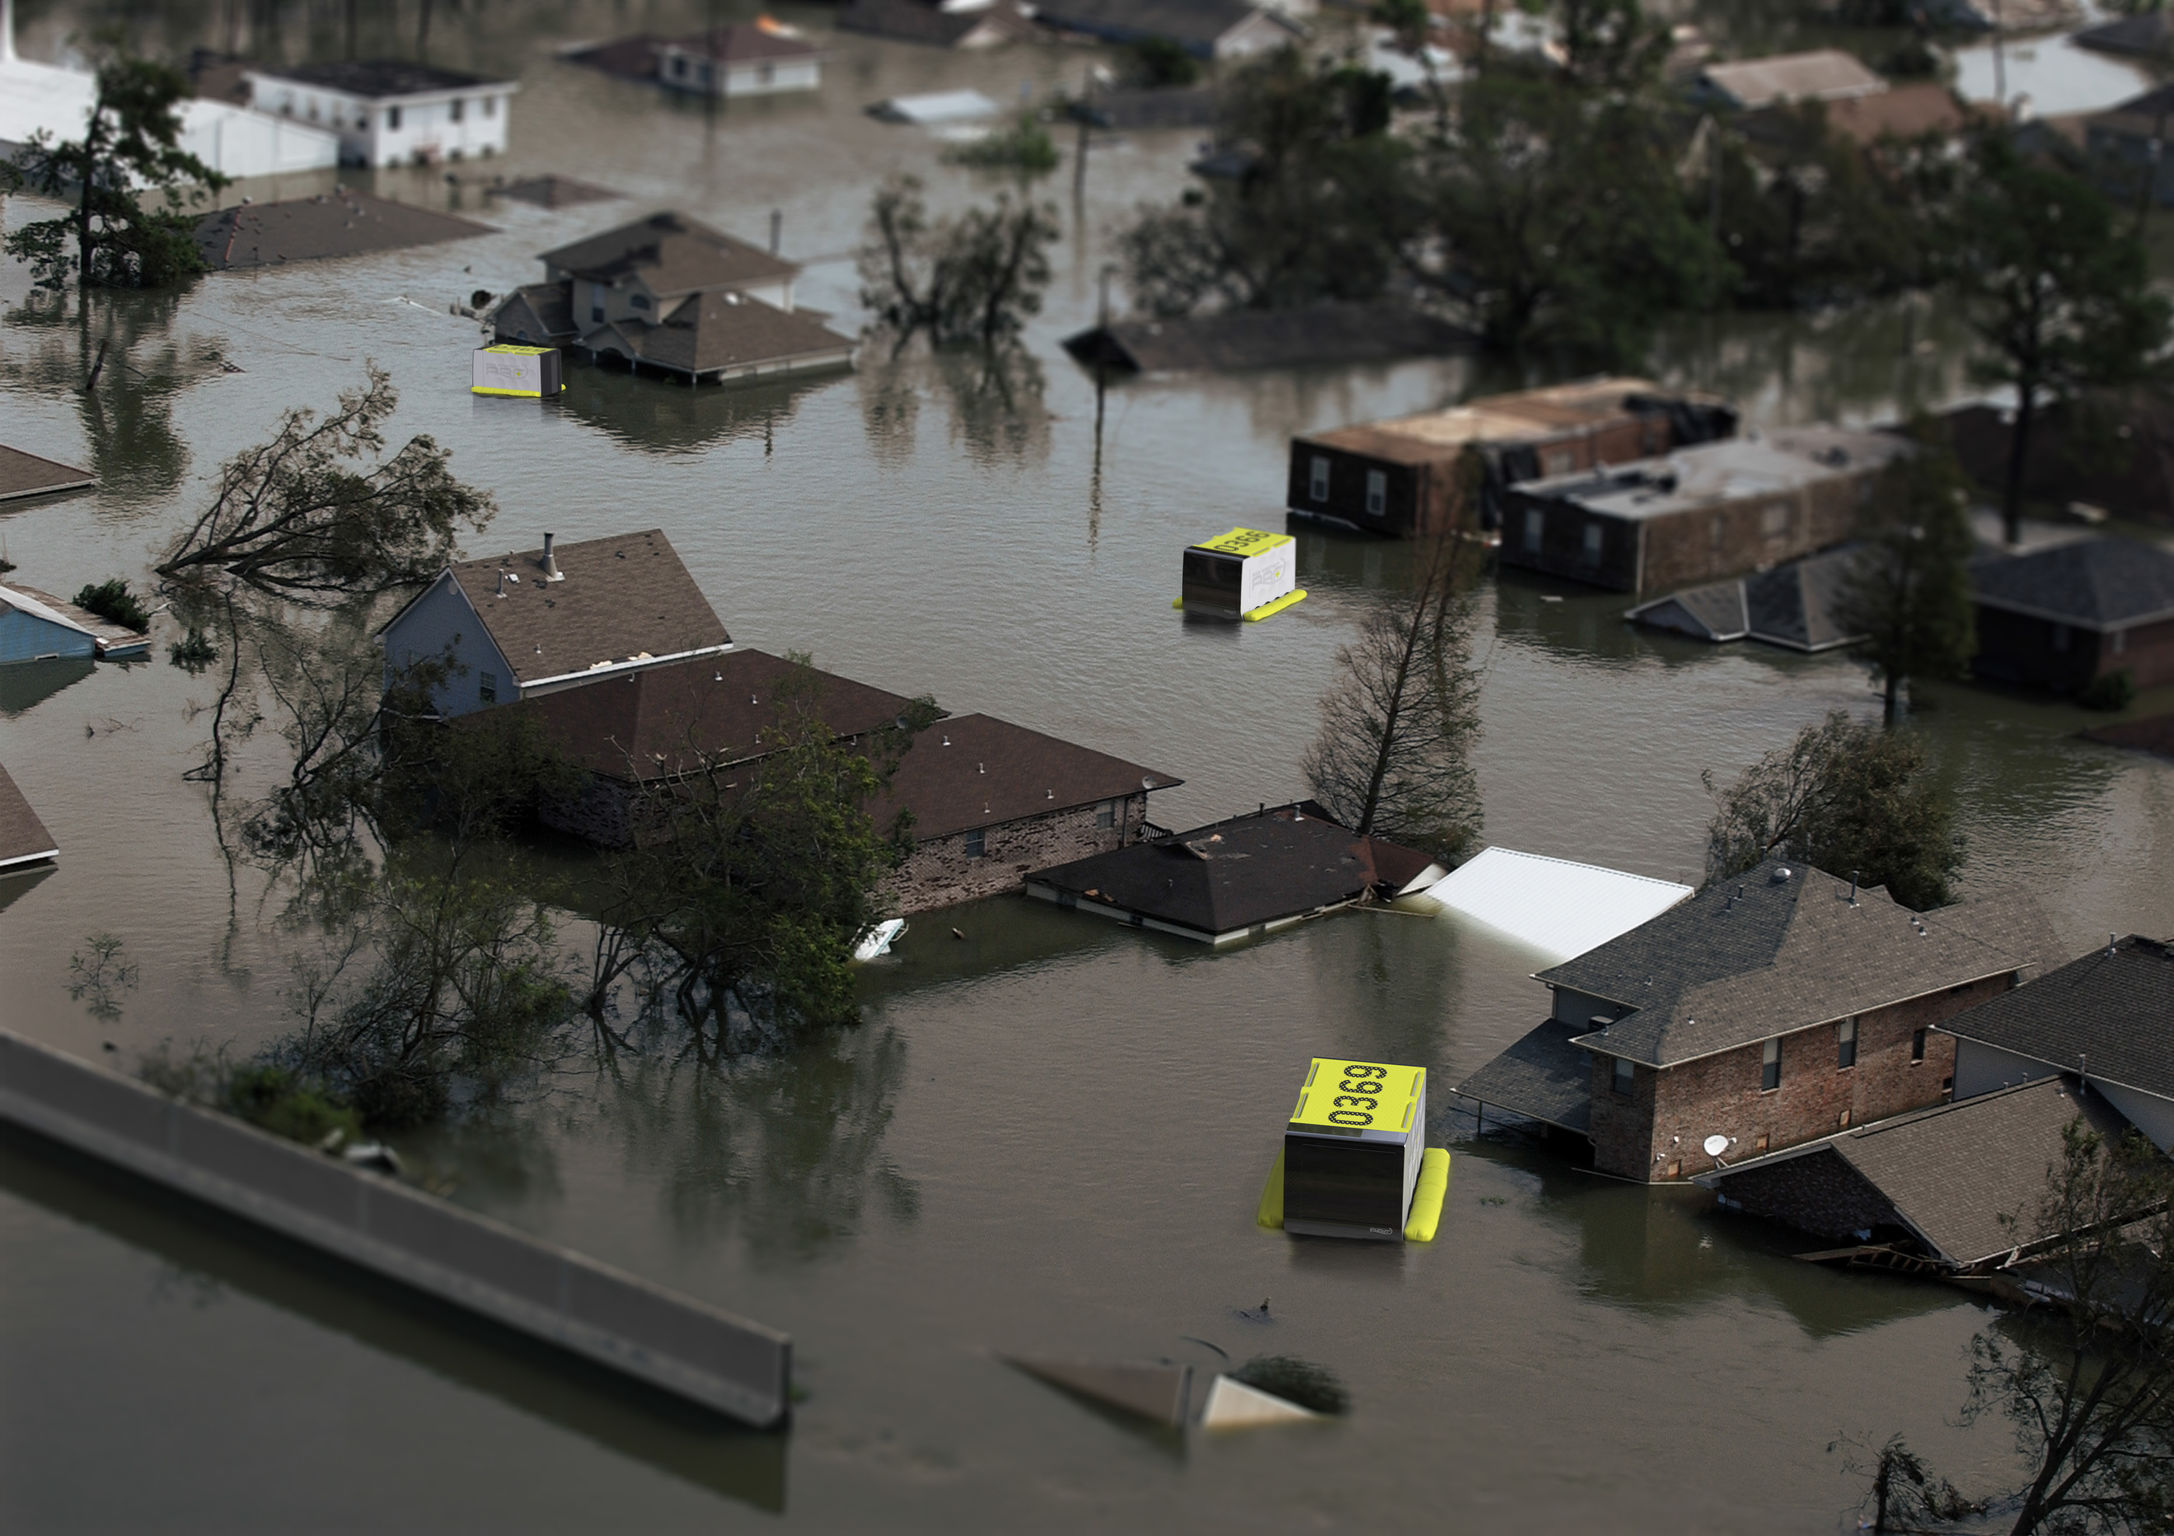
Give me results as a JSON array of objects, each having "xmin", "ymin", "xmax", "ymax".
[
  {"xmin": 380, "ymin": 573, "xmax": 513, "ymax": 717},
  {"xmin": 0, "ymin": 605, "xmax": 97, "ymax": 666}
]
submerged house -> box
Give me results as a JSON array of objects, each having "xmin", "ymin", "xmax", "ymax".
[
  {"xmin": 1456, "ymin": 858, "xmax": 2056, "ymax": 1183},
  {"xmin": 0, "ymin": 583, "xmax": 146, "ymax": 664},
  {"xmin": 378, "ymin": 529, "xmax": 731, "ymax": 717},
  {"xmin": 1697, "ymin": 1075, "xmax": 2134, "ymax": 1274},
  {"xmin": 1969, "ymin": 537, "xmax": 2174, "ymax": 695},
  {"xmin": 1940, "ymin": 934, "xmax": 2174, "ymax": 1152},
  {"xmin": 1032, "ymin": 0, "xmax": 1304, "ymax": 60},
  {"xmin": 241, "ymin": 60, "xmax": 516, "ymax": 168},
  {"xmin": 493, "ymin": 655, "xmax": 1180, "ymax": 914},
  {"xmin": 1692, "ymin": 49, "xmax": 1886, "ymax": 112},
  {"xmin": 1026, "ymin": 802, "xmax": 1440, "ymax": 945},
  {"xmin": 837, "ymin": 0, "xmax": 1039, "ymax": 50},
  {"xmin": 0, "ymin": 763, "xmax": 58, "ymax": 873},
  {"xmin": 0, "ymin": 445, "xmax": 94, "ymax": 505},
  {"xmin": 656, "ymin": 21, "xmax": 821, "ymax": 98},
  {"xmin": 1497, "ymin": 427, "xmax": 1908, "ymax": 597},
  {"xmin": 1625, "ymin": 544, "xmax": 1865, "ymax": 652},
  {"xmin": 490, "ymin": 211, "xmax": 855, "ymax": 387},
  {"xmin": 1066, "ymin": 304, "xmax": 1472, "ymax": 377},
  {"xmin": 1287, "ymin": 379, "xmax": 1736, "ymax": 539}
]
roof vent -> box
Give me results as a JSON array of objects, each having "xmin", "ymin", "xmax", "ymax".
[
  {"xmin": 1771, "ymin": 866, "xmax": 1792, "ymax": 883},
  {"xmin": 977, "ymin": 762, "xmax": 985, "ymax": 774},
  {"xmin": 542, "ymin": 532, "xmax": 564, "ymax": 582},
  {"xmin": 941, "ymin": 734, "xmax": 950, "ymax": 747}
]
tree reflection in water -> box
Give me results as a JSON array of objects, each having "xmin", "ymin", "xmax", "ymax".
[
  {"xmin": 555, "ymin": 362, "xmax": 844, "ymax": 458},
  {"xmin": 858, "ymin": 338, "xmax": 1051, "ymax": 472},
  {"xmin": 597, "ymin": 1022, "xmax": 920, "ymax": 1270},
  {"xmin": 0, "ymin": 287, "xmax": 226, "ymax": 508}
]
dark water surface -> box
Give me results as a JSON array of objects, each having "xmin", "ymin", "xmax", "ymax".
[{"xmin": 3, "ymin": 6, "xmax": 2172, "ymax": 1530}]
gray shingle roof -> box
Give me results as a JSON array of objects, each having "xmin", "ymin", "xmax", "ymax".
[
  {"xmin": 0, "ymin": 763, "xmax": 58, "ymax": 869},
  {"xmin": 422, "ymin": 529, "xmax": 730, "ymax": 688},
  {"xmin": 540, "ymin": 212, "xmax": 796, "ymax": 299},
  {"xmin": 598, "ymin": 292, "xmax": 853, "ymax": 375},
  {"xmin": 0, "ymin": 445, "xmax": 94, "ymax": 503},
  {"xmin": 1940, "ymin": 935, "xmax": 2174, "ymax": 1099},
  {"xmin": 869, "ymin": 714, "xmax": 1179, "ymax": 842},
  {"xmin": 1834, "ymin": 1077, "xmax": 2131, "ymax": 1266},
  {"xmin": 1627, "ymin": 545, "xmax": 1865, "ymax": 652},
  {"xmin": 1455, "ymin": 1018, "xmax": 1594, "ymax": 1134},
  {"xmin": 1544, "ymin": 859, "xmax": 2051, "ymax": 1067},
  {"xmin": 257, "ymin": 59, "xmax": 513, "ymax": 96},
  {"xmin": 1970, "ymin": 537, "xmax": 2174, "ymax": 631},
  {"xmin": 1033, "ymin": 0, "xmax": 1296, "ymax": 50}
]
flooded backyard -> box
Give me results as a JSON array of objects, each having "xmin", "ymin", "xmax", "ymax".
[{"xmin": 3, "ymin": 4, "xmax": 2173, "ymax": 1530}]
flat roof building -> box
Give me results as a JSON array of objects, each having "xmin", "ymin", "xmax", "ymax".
[
  {"xmin": 242, "ymin": 59, "xmax": 517, "ymax": 169},
  {"xmin": 1288, "ymin": 379, "xmax": 1735, "ymax": 539},
  {"xmin": 1498, "ymin": 426, "xmax": 1908, "ymax": 596}
]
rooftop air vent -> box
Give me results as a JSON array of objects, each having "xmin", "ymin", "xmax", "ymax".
[{"xmin": 1771, "ymin": 866, "xmax": 1793, "ymax": 883}]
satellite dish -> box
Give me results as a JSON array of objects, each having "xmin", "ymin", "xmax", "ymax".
[{"xmin": 1702, "ymin": 1134, "xmax": 1729, "ymax": 1158}]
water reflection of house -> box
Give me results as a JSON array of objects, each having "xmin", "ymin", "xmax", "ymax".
[
  {"xmin": 1458, "ymin": 858, "xmax": 2058, "ymax": 1183},
  {"xmin": 240, "ymin": 60, "xmax": 516, "ymax": 169},
  {"xmin": 1969, "ymin": 537, "xmax": 2174, "ymax": 695},
  {"xmin": 378, "ymin": 530, "xmax": 732, "ymax": 718},
  {"xmin": 1288, "ymin": 379, "xmax": 1736, "ymax": 539},
  {"xmin": 1498, "ymin": 427, "xmax": 1907, "ymax": 597},
  {"xmin": 1025, "ymin": 802, "xmax": 1441, "ymax": 945},
  {"xmin": 491, "ymin": 212, "xmax": 855, "ymax": 387}
]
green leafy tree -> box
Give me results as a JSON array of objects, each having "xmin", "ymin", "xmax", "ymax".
[
  {"xmin": 1703, "ymin": 711, "xmax": 1961, "ymax": 910},
  {"xmin": 1303, "ymin": 529, "xmax": 1485, "ymax": 859},
  {"xmin": 1835, "ymin": 428, "xmax": 1978, "ymax": 728},
  {"xmin": 945, "ymin": 112, "xmax": 1060, "ymax": 180},
  {"xmin": 858, "ymin": 175, "xmax": 1059, "ymax": 346},
  {"xmin": 1943, "ymin": 133, "xmax": 2173, "ymax": 545},
  {"xmin": 3, "ymin": 42, "xmax": 228, "ymax": 290},
  {"xmin": 1125, "ymin": 36, "xmax": 1201, "ymax": 89},
  {"xmin": 157, "ymin": 364, "xmax": 494, "ymax": 601},
  {"xmin": 1117, "ymin": 49, "xmax": 1410, "ymax": 318},
  {"xmin": 1557, "ymin": 0, "xmax": 1672, "ymax": 92},
  {"xmin": 1406, "ymin": 76, "xmax": 1724, "ymax": 357}
]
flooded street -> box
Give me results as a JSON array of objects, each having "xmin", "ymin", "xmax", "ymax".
[{"xmin": 3, "ymin": 5, "xmax": 2173, "ymax": 1530}]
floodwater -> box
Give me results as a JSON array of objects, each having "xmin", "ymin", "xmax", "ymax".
[{"xmin": 3, "ymin": 5, "xmax": 2173, "ymax": 1531}]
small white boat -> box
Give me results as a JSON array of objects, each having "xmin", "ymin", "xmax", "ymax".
[{"xmin": 853, "ymin": 918, "xmax": 906, "ymax": 962}]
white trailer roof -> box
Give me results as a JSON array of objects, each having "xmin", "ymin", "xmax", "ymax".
[
  {"xmin": 1418, "ymin": 847, "xmax": 1692, "ymax": 965},
  {"xmin": 870, "ymin": 89, "xmax": 998, "ymax": 125}
]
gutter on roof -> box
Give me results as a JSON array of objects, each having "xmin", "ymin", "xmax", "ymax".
[
  {"xmin": 520, "ymin": 641, "xmax": 734, "ymax": 691},
  {"xmin": 1971, "ymin": 591, "xmax": 2174, "ymax": 634},
  {"xmin": 0, "ymin": 848, "xmax": 60, "ymax": 870}
]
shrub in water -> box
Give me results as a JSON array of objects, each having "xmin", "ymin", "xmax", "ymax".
[
  {"xmin": 74, "ymin": 577, "xmax": 150, "ymax": 632},
  {"xmin": 2079, "ymin": 669, "xmax": 2135, "ymax": 713},
  {"xmin": 222, "ymin": 1064, "xmax": 363, "ymax": 1147}
]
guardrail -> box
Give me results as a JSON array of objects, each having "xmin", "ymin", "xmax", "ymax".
[{"xmin": 0, "ymin": 1029, "xmax": 791, "ymax": 1428}]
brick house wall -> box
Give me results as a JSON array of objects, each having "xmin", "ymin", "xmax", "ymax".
[
  {"xmin": 1974, "ymin": 608, "xmax": 2174, "ymax": 694},
  {"xmin": 1708, "ymin": 1149, "xmax": 1901, "ymax": 1243},
  {"xmin": 1589, "ymin": 973, "xmax": 2011, "ymax": 1181},
  {"xmin": 881, "ymin": 795, "xmax": 1150, "ymax": 915}
]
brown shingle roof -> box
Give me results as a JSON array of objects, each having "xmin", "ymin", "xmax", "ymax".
[
  {"xmin": 0, "ymin": 763, "xmax": 58, "ymax": 870},
  {"xmin": 540, "ymin": 212, "xmax": 797, "ymax": 298},
  {"xmin": 194, "ymin": 191, "xmax": 494, "ymax": 270},
  {"xmin": 661, "ymin": 22, "xmax": 820, "ymax": 61},
  {"xmin": 430, "ymin": 529, "xmax": 730, "ymax": 688},
  {"xmin": 1547, "ymin": 859, "xmax": 2053, "ymax": 1067},
  {"xmin": 492, "ymin": 282, "xmax": 578, "ymax": 343},
  {"xmin": 870, "ymin": 713, "xmax": 1179, "ymax": 841},
  {"xmin": 1298, "ymin": 377, "xmax": 1685, "ymax": 464},
  {"xmin": 0, "ymin": 444, "xmax": 95, "ymax": 503},
  {"xmin": 606, "ymin": 292, "xmax": 853, "ymax": 375},
  {"xmin": 484, "ymin": 649, "xmax": 922, "ymax": 780}
]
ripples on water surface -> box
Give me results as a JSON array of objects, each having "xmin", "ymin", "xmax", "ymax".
[{"xmin": 1, "ymin": 6, "xmax": 2171, "ymax": 1530}]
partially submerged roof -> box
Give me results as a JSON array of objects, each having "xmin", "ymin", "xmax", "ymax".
[
  {"xmin": 660, "ymin": 21, "xmax": 820, "ymax": 60},
  {"xmin": 1940, "ymin": 935, "xmax": 2174, "ymax": 1100},
  {"xmin": 1704, "ymin": 1077, "xmax": 2132, "ymax": 1268},
  {"xmin": 868, "ymin": 88, "xmax": 1000, "ymax": 125},
  {"xmin": 540, "ymin": 212, "xmax": 797, "ymax": 297},
  {"xmin": 1030, "ymin": 803, "xmax": 1431, "ymax": 941},
  {"xmin": 251, "ymin": 59, "xmax": 516, "ymax": 96},
  {"xmin": 1034, "ymin": 0, "xmax": 1299, "ymax": 51},
  {"xmin": 494, "ymin": 174, "xmax": 624, "ymax": 210},
  {"xmin": 483, "ymin": 649, "xmax": 922, "ymax": 781},
  {"xmin": 591, "ymin": 292, "xmax": 853, "ymax": 375},
  {"xmin": 1418, "ymin": 847, "xmax": 1692, "ymax": 964},
  {"xmin": 1627, "ymin": 545, "xmax": 1865, "ymax": 652},
  {"xmin": 2076, "ymin": 9, "xmax": 2174, "ymax": 60},
  {"xmin": 0, "ymin": 584, "xmax": 99, "ymax": 653},
  {"xmin": 390, "ymin": 529, "xmax": 730, "ymax": 690},
  {"xmin": 0, "ymin": 763, "xmax": 59, "ymax": 871},
  {"xmin": 194, "ymin": 191, "xmax": 494, "ymax": 270},
  {"xmin": 1299, "ymin": 378, "xmax": 1689, "ymax": 465},
  {"xmin": 2, "ymin": 583, "xmax": 148, "ymax": 659},
  {"xmin": 0, "ymin": 445, "xmax": 95, "ymax": 504},
  {"xmin": 1544, "ymin": 859, "xmax": 2053, "ymax": 1068},
  {"xmin": 1699, "ymin": 49, "xmax": 1886, "ymax": 110},
  {"xmin": 1455, "ymin": 1018, "xmax": 1594, "ymax": 1135},
  {"xmin": 1063, "ymin": 304, "xmax": 1472, "ymax": 376},
  {"xmin": 1515, "ymin": 428, "xmax": 1907, "ymax": 523},
  {"xmin": 492, "ymin": 282, "xmax": 578, "ymax": 343},
  {"xmin": 871, "ymin": 714, "xmax": 1179, "ymax": 841},
  {"xmin": 1970, "ymin": 537, "xmax": 2174, "ymax": 632},
  {"xmin": 837, "ymin": 0, "xmax": 1039, "ymax": 48}
]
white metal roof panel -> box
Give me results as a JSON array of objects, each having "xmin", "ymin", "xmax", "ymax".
[{"xmin": 1418, "ymin": 847, "xmax": 1693, "ymax": 965}]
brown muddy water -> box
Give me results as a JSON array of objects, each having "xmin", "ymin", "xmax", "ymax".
[{"xmin": 2, "ymin": 5, "xmax": 2172, "ymax": 1531}]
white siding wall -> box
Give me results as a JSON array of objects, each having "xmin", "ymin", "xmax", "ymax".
[
  {"xmin": 2097, "ymin": 1082, "xmax": 2174, "ymax": 1153},
  {"xmin": 380, "ymin": 576, "xmax": 513, "ymax": 717},
  {"xmin": 243, "ymin": 75, "xmax": 511, "ymax": 168},
  {"xmin": 657, "ymin": 48, "xmax": 820, "ymax": 98},
  {"xmin": 1951, "ymin": 1039, "xmax": 2058, "ymax": 1100},
  {"xmin": 1550, "ymin": 986, "xmax": 1623, "ymax": 1028}
]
